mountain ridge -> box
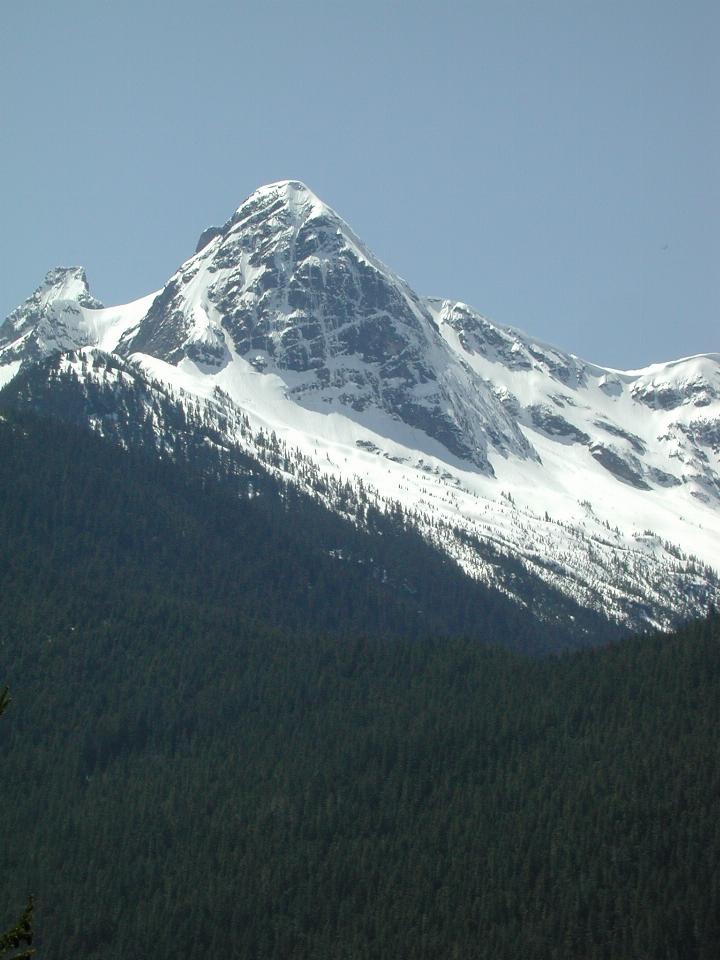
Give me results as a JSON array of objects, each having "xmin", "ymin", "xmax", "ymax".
[{"xmin": 1, "ymin": 180, "xmax": 718, "ymax": 631}]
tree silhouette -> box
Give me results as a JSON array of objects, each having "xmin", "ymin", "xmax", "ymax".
[{"xmin": 1, "ymin": 689, "xmax": 35, "ymax": 960}]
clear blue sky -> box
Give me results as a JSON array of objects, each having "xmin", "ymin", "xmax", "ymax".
[{"xmin": 1, "ymin": 0, "xmax": 717, "ymax": 368}]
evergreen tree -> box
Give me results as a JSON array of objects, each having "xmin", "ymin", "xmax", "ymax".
[{"xmin": 0, "ymin": 690, "xmax": 34, "ymax": 960}]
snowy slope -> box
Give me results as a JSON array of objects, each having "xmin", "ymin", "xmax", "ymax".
[{"xmin": 1, "ymin": 180, "xmax": 718, "ymax": 630}]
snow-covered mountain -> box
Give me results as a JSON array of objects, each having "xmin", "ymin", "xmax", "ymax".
[{"xmin": 1, "ymin": 180, "xmax": 718, "ymax": 630}]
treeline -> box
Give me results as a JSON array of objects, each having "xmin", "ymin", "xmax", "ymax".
[
  {"xmin": 0, "ymin": 360, "xmax": 621, "ymax": 647},
  {"xmin": 0, "ymin": 401, "xmax": 609, "ymax": 653}
]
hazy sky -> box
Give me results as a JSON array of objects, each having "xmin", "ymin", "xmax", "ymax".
[{"xmin": 1, "ymin": 0, "xmax": 717, "ymax": 368}]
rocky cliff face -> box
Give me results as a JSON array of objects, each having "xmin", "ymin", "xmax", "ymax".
[
  {"xmin": 430, "ymin": 297, "xmax": 720, "ymax": 505},
  {"xmin": 116, "ymin": 181, "xmax": 537, "ymax": 472},
  {"xmin": 1, "ymin": 180, "xmax": 718, "ymax": 630},
  {"xmin": 0, "ymin": 267, "xmax": 104, "ymax": 366}
]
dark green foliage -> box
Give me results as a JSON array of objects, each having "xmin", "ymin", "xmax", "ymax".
[
  {"xmin": 1, "ymin": 405, "xmax": 718, "ymax": 958},
  {"xmin": 0, "ymin": 896, "xmax": 34, "ymax": 960},
  {"xmin": 0, "ymin": 403, "xmax": 611, "ymax": 654},
  {"xmin": 0, "ymin": 359, "xmax": 623, "ymax": 647},
  {"xmin": 2, "ymin": 588, "xmax": 719, "ymax": 956},
  {"xmin": 1, "ymin": 692, "xmax": 34, "ymax": 960},
  {"xmin": 0, "ymin": 897, "xmax": 35, "ymax": 960}
]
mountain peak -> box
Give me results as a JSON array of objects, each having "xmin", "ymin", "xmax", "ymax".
[
  {"xmin": 23, "ymin": 266, "xmax": 103, "ymax": 313},
  {"xmin": 1, "ymin": 186, "xmax": 719, "ymax": 631},
  {"xmin": 242, "ymin": 179, "xmax": 319, "ymax": 204},
  {"xmin": 1, "ymin": 265, "xmax": 103, "ymax": 341},
  {"xmin": 230, "ymin": 179, "xmax": 330, "ymax": 228},
  {"xmin": 120, "ymin": 180, "xmax": 536, "ymax": 473},
  {"xmin": 194, "ymin": 181, "xmax": 329, "ymax": 255},
  {"xmin": 0, "ymin": 265, "xmax": 106, "ymax": 373},
  {"xmin": 251, "ymin": 178, "xmax": 315, "ymax": 197}
]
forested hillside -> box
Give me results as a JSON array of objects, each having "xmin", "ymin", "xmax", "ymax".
[
  {"xmin": 2, "ymin": 407, "xmax": 719, "ymax": 959},
  {"xmin": 2, "ymin": 601, "xmax": 718, "ymax": 959},
  {"xmin": 0, "ymin": 401, "xmax": 614, "ymax": 652}
]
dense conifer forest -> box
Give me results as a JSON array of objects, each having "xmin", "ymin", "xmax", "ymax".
[
  {"xmin": 0, "ymin": 398, "xmax": 615, "ymax": 653},
  {"xmin": 2, "ymin": 406, "xmax": 719, "ymax": 959}
]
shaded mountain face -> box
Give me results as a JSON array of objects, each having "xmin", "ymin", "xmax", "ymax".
[
  {"xmin": 1, "ymin": 180, "xmax": 718, "ymax": 633},
  {"xmin": 431, "ymin": 298, "xmax": 720, "ymax": 503}
]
